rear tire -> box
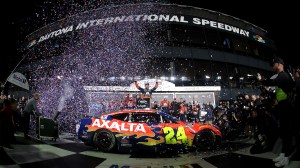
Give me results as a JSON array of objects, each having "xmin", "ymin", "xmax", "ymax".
[
  {"xmin": 93, "ymin": 129, "xmax": 116, "ymax": 152},
  {"xmin": 193, "ymin": 129, "xmax": 216, "ymax": 150}
]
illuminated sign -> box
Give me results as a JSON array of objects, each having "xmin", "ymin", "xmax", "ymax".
[
  {"xmin": 253, "ymin": 35, "xmax": 265, "ymax": 43},
  {"xmin": 34, "ymin": 14, "xmax": 253, "ymax": 45}
]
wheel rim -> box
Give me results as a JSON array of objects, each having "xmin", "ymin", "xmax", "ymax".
[{"xmin": 96, "ymin": 131, "xmax": 113, "ymax": 150}]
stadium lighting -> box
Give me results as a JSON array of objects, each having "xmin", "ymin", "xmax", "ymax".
[
  {"xmin": 160, "ymin": 76, "xmax": 168, "ymax": 80},
  {"xmin": 134, "ymin": 76, "xmax": 141, "ymax": 80}
]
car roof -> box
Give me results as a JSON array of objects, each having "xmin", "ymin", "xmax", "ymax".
[{"xmin": 103, "ymin": 109, "xmax": 159, "ymax": 116}]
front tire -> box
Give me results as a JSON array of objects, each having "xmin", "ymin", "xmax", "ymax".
[
  {"xmin": 193, "ymin": 129, "xmax": 216, "ymax": 150},
  {"xmin": 93, "ymin": 129, "xmax": 116, "ymax": 152}
]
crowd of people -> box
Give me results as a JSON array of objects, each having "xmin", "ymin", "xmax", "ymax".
[
  {"xmin": 121, "ymin": 92, "xmax": 279, "ymax": 144},
  {"xmin": 121, "ymin": 94, "xmax": 215, "ymax": 124},
  {"xmin": 0, "ymin": 93, "xmax": 41, "ymax": 148},
  {"xmin": 0, "ymin": 91, "xmax": 94, "ymax": 145}
]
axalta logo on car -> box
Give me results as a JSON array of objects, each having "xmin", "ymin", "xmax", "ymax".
[{"xmin": 91, "ymin": 119, "xmax": 146, "ymax": 133}]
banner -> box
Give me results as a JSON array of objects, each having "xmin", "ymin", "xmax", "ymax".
[
  {"xmin": 136, "ymin": 98, "xmax": 150, "ymax": 109},
  {"xmin": 7, "ymin": 72, "xmax": 29, "ymax": 90}
]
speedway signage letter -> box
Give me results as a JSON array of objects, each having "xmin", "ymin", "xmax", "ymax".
[{"xmin": 35, "ymin": 14, "xmax": 253, "ymax": 45}]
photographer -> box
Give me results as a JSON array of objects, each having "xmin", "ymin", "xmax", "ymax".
[{"xmin": 258, "ymin": 57, "xmax": 294, "ymax": 167}]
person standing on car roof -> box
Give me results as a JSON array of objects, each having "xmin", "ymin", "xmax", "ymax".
[
  {"xmin": 134, "ymin": 80, "xmax": 158, "ymax": 99},
  {"xmin": 134, "ymin": 81, "xmax": 158, "ymax": 109}
]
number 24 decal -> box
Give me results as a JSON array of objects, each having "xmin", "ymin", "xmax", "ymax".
[{"xmin": 163, "ymin": 126, "xmax": 188, "ymax": 144}]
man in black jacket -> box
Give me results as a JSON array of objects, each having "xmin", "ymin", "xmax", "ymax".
[
  {"xmin": 134, "ymin": 81, "xmax": 158, "ymax": 99},
  {"xmin": 258, "ymin": 57, "xmax": 294, "ymax": 167},
  {"xmin": 134, "ymin": 81, "xmax": 158, "ymax": 108}
]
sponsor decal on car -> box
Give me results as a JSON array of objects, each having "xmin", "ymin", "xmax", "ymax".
[{"xmin": 89, "ymin": 118, "xmax": 146, "ymax": 133}]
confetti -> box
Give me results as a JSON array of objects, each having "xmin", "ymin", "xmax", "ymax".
[{"xmin": 19, "ymin": 2, "xmax": 166, "ymax": 133}]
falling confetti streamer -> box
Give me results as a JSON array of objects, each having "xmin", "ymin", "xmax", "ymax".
[{"xmin": 19, "ymin": 2, "xmax": 167, "ymax": 133}]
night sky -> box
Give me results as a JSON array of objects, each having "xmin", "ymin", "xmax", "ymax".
[{"xmin": 0, "ymin": 0, "xmax": 299, "ymax": 82}]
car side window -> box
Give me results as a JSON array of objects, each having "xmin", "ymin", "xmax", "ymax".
[
  {"xmin": 131, "ymin": 113, "xmax": 161, "ymax": 123},
  {"xmin": 131, "ymin": 113, "xmax": 147, "ymax": 123},
  {"xmin": 162, "ymin": 115, "xmax": 176, "ymax": 124},
  {"xmin": 147, "ymin": 113, "xmax": 161, "ymax": 123},
  {"xmin": 111, "ymin": 113, "xmax": 129, "ymax": 121}
]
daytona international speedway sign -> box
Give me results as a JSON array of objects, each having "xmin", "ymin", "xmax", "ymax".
[{"xmin": 34, "ymin": 14, "xmax": 253, "ymax": 45}]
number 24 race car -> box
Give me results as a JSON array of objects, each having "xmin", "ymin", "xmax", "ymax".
[{"xmin": 78, "ymin": 109, "xmax": 221, "ymax": 152}]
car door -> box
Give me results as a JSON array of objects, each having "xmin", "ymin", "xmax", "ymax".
[
  {"xmin": 129, "ymin": 112, "xmax": 166, "ymax": 147},
  {"xmin": 161, "ymin": 115, "xmax": 188, "ymax": 145}
]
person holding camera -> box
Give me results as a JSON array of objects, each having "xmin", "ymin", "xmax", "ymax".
[{"xmin": 258, "ymin": 57, "xmax": 294, "ymax": 167}]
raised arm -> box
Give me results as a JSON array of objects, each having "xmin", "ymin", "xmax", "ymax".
[
  {"xmin": 151, "ymin": 81, "xmax": 158, "ymax": 92},
  {"xmin": 134, "ymin": 81, "xmax": 143, "ymax": 91}
]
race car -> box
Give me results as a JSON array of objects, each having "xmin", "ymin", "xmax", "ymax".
[{"xmin": 78, "ymin": 109, "xmax": 221, "ymax": 152}]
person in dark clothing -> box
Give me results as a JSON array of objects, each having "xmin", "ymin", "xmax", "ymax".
[
  {"xmin": 251, "ymin": 95, "xmax": 262, "ymax": 109},
  {"xmin": 293, "ymin": 69, "xmax": 300, "ymax": 155},
  {"xmin": 134, "ymin": 81, "xmax": 158, "ymax": 108},
  {"xmin": 170, "ymin": 98, "xmax": 179, "ymax": 118},
  {"xmin": 23, "ymin": 93, "xmax": 41, "ymax": 139},
  {"xmin": 18, "ymin": 97, "xmax": 27, "ymax": 112},
  {"xmin": 134, "ymin": 81, "xmax": 158, "ymax": 99},
  {"xmin": 258, "ymin": 57, "xmax": 294, "ymax": 167},
  {"xmin": 0, "ymin": 99, "xmax": 17, "ymax": 149},
  {"xmin": 295, "ymin": 69, "xmax": 300, "ymax": 102},
  {"xmin": 152, "ymin": 101, "xmax": 159, "ymax": 110},
  {"xmin": 249, "ymin": 105, "xmax": 279, "ymax": 154},
  {"xmin": 294, "ymin": 69, "xmax": 300, "ymax": 131}
]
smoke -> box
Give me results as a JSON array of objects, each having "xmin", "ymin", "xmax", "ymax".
[{"xmin": 58, "ymin": 81, "xmax": 74, "ymax": 112}]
